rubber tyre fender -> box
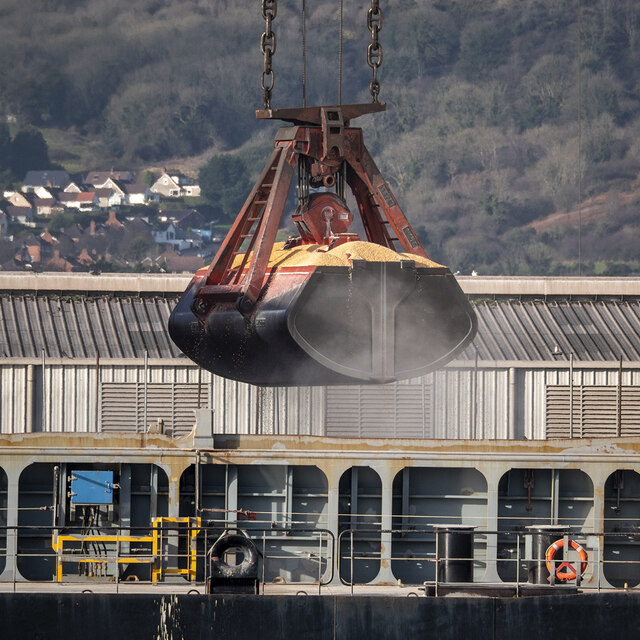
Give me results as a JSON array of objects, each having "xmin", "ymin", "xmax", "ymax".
[{"xmin": 210, "ymin": 533, "xmax": 259, "ymax": 578}]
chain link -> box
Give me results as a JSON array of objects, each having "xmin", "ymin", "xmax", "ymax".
[
  {"xmin": 367, "ymin": 0, "xmax": 383, "ymax": 103},
  {"xmin": 261, "ymin": 0, "xmax": 277, "ymax": 109}
]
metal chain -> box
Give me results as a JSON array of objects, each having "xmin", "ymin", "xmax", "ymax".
[
  {"xmin": 367, "ymin": 0, "xmax": 383, "ymax": 103},
  {"xmin": 261, "ymin": 0, "xmax": 277, "ymax": 109},
  {"xmin": 302, "ymin": 0, "xmax": 307, "ymax": 107},
  {"xmin": 338, "ymin": 0, "xmax": 343, "ymax": 104}
]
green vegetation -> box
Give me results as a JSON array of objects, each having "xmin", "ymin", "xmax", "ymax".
[
  {"xmin": 2, "ymin": 0, "xmax": 640, "ymax": 274},
  {"xmin": 199, "ymin": 155, "xmax": 251, "ymax": 219},
  {"xmin": 0, "ymin": 123, "xmax": 54, "ymax": 185}
]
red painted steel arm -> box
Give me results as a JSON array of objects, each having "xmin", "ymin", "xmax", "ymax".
[
  {"xmin": 239, "ymin": 143, "xmax": 296, "ymax": 312},
  {"xmin": 345, "ymin": 135, "xmax": 429, "ymax": 258},
  {"xmin": 196, "ymin": 112, "xmax": 427, "ymax": 318},
  {"xmin": 203, "ymin": 147, "xmax": 282, "ymax": 286},
  {"xmin": 347, "ymin": 165, "xmax": 389, "ymax": 247}
]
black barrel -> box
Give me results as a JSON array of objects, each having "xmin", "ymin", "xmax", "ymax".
[
  {"xmin": 527, "ymin": 525, "xmax": 566, "ymax": 585},
  {"xmin": 435, "ymin": 525, "xmax": 475, "ymax": 583}
]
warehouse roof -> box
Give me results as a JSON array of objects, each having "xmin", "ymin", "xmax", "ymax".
[
  {"xmin": 2, "ymin": 272, "xmax": 640, "ymax": 296},
  {"xmin": 1, "ymin": 274, "xmax": 640, "ymax": 362},
  {"xmin": 0, "ymin": 294, "xmax": 180, "ymax": 359},
  {"xmin": 468, "ymin": 298, "xmax": 640, "ymax": 362}
]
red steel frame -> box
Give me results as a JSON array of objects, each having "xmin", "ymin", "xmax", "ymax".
[{"xmin": 197, "ymin": 104, "xmax": 429, "ymax": 315}]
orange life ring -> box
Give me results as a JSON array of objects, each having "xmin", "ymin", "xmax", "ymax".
[{"xmin": 545, "ymin": 538, "xmax": 588, "ymax": 581}]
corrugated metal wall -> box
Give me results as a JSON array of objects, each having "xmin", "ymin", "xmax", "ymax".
[
  {"xmin": 100, "ymin": 382, "xmax": 209, "ymax": 435},
  {"xmin": 522, "ymin": 368, "xmax": 640, "ymax": 440},
  {"xmin": 325, "ymin": 381, "xmax": 431, "ymax": 438},
  {"xmin": 0, "ymin": 365, "xmax": 28, "ymax": 434},
  {"xmin": 430, "ymin": 368, "xmax": 514, "ymax": 439},
  {"xmin": 3, "ymin": 360, "xmax": 640, "ymax": 439},
  {"xmin": 213, "ymin": 377, "xmax": 325, "ymax": 436},
  {"xmin": 0, "ymin": 362, "xmax": 211, "ymax": 434}
]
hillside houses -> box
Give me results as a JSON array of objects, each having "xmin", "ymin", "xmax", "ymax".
[
  {"xmin": 0, "ymin": 167, "xmax": 212, "ymax": 272},
  {"xmin": 0, "ymin": 206, "xmax": 219, "ymax": 273},
  {"xmin": 2, "ymin": 167, "xmax": 202, "ymax": 220},
  {"xmin": 9, "ymin": 177, "xmax": 213, "ymax": 268}
]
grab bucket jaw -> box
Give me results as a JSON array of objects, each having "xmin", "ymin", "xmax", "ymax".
[{"xmin": 169, "ymin": 260, "xmax": 476, "ymax": 386}]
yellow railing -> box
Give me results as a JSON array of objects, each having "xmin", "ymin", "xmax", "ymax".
[
  {"xmin": 151, "ymin": 517, "xmax": 200, "ymax": 583},
  {"xmin": 51, "ymin": 517, "xmax": 201, "ymax": 583}
]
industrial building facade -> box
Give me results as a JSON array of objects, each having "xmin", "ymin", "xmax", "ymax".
[{"xmin": 1, "ymin": 273, "xmax": 640, "ymax": 440}]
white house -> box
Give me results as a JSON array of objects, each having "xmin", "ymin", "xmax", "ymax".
[
  {"xmin": 124, "ymin": 183, "xmax": 155, "ymax": 206},
  {"xmin": 152, "ymin": 220, "xmax": 191, "ymax": 251},
  {"xmin": 63, "ymin": 182, "xmax": 84, "ymax": 194},
  {"xmin": 150, "ymin": 172, "xmax": 201, "ymax": 198}
]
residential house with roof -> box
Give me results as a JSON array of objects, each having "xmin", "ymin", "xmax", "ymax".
[
  {"xmin": 22, "ymin": 170, "xmax": 70, "ymax": 192},
  {"xmin": 84, "ymin": 170, "xmax": 134, "ymax": 186},
  {"xmin": 156, "ymin": 247, "xmax": 205, "ymax": 272},
  {"xmin": 1, "ymin": 192, "xmax": 35, "ymax": 225},
  {"xmin": 5, "ymin": 205, "xmax": 34, "ymax": 225},
  {"xmin": 17, "ymin": 233, "xmax": 43, "ymax": 265},
  {"xmin": 64, "ymin": 192, "xmax": 99, "ymax": 212},
  {"xmin": 45, "ymin": 249, "xmax": 73, "ymax": 272},
  {"xmin": 32, "ymin": 186, "xmax": 56, "ymax": 199},
  {"xmin": 104, "ymin": 210, "xmax": 124, "ymax": 229},
  {"xmin": 63, "ymin": 182, "xmax": 84, "ymax": 194},
  {"xmin": 33, "ymin": 196, "xmax": 59, "ymax": 216},
  {"xmin": 64, "ymin": 223, "xmax": 85, "ymax": 243},
  {"xmin": 124, "ymin": 183, "xmax": 155, "ymax": 206},
  {"xmin": 152, "ymin": 220, "xmax": 191, "ymax": 252},
  {"xmin": 150, "ymin": 171, "xmax": 201, "ymax": 198},
  {"xmin": 166, "ymin": 209, "xmax": 208, "ymax": 230},
  {"xmin": 39, "ymin": 229, "xmax": 74, "ymax": 258},
  {"xmin": 57, "ymin": 192, "xmax": 78, "ymax": 209},
  {"xmin": 4, "ymin": 191, "xmax": 32, "ymax": 208},
  {"xmin": 85, "ymin": 177, "xmax": 154, "ymax": 207},
  {"xmin": 90, "ymin": 177, "xmax": 126, "ymax": 205}
]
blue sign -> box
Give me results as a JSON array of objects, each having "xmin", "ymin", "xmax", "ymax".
[{"xmin": 70, "ymin": 470, "xmax": 114, "ymax": 505}]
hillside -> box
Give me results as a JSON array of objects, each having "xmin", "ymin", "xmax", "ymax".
[{"xmin": 2, "ymin": 0, "xmax": 640, "ymax": 275}]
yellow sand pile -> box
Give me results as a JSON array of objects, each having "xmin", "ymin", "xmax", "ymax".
[{"xmin": 232, "ymin": 241, "xmax": 443, "ymax": 269}]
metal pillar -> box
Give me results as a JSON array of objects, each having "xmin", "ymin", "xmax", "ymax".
[
  {"xmin": 326, "ymin": 467, "xmax": 343, "ymax": 585},
  {"xmin": 483, "ymin": 467, "xmax": 502, "ymax": 582},
  {"xmin": 0, "ymin": 467, "xmax": 23, "ymax": 582},
  {"xmin": 226, "ymin": 466, "xmax": 238, "ymax": 526},
  {"xmin": 165, "ymin": 464, "xmax": 181, "ymax": 575},
  {"xmin": 373, "ymin": 465, "xmax": 395, "ymax": 583}
]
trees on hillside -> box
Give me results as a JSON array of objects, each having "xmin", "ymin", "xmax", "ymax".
[
  {"xmin": 0, "ymin": 125, "xmax": 53, "ymax": 188},
  {"xmin": 199, "ymin": 155, "xmax": 251, "ymax": 220},
  {"xmin": 10, "ymin": 127, "xmax": 52, "ymax": 180},
  {"xmin": 2, "ymin": 0, "xmax": 640, "ymax": 273}
]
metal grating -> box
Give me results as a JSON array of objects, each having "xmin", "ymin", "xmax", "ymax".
[
  {"xmin": 546, "ymin": 385, "xmax": 640, "ymax": 438},
  {"xmin": 325, "ymin": 383, "xmax": 430, "ymax": 438},
  {"xmin": 100, "ymin": 382, "xmax": 208, "ymax": 436}
]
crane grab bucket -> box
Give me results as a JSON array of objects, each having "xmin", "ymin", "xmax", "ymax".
[{"xmin": 169, "ymin": 104, "xmax": 477, "ymax": 386}]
